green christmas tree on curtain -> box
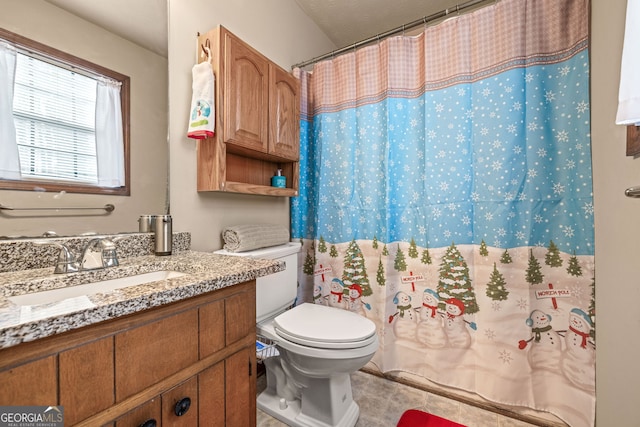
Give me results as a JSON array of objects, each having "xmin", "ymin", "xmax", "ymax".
[
  {"xmin": 526, "ymin": 249, "xmax": 544, "ymax": 285},
  {"xmin": 500, "ymin": 249, "xmax": 513, "ymax": 264},
  {"xmin": 303, "ymin": 250, "xmax": 315, "ymax": 276},
  {"xmin": 372, "ymin": 235, "xmax": 379, "ymax": 250},
  {"xmin": 408, "ymin": 238, "xmax": 419, "ymax": 258},
  {"xmin": 486, "ymin": 263, "xmax": 509, "ymax": 301},
  {"xmin": 421, "ymin": 248, "xmax": 432, "ymax": 265},
  {"xmin": 394, "ymin": 244, "xmax": 407, "ymax": 272},
  {"xmin": 567, "ymin": 251, "xmax": 583, "ymax": 276},
  {"xmin": 376, "ymin": 256, "xmax": 386, "ymax": 286},
  {"xmin": 330, "ymin": 245, "xmax": 338, "ymax": 258},
  {"xmin": 342, "ymin": 239, "xmax": 372, "ymax": 296},
  {"xmin": 382, "ymin": 244, "xmax": 389, "ymax": 256},
  {"xmin": 479, "ymin": 240, "xmax": 489, "ymax": 256},
  {"xmin": 318, "ymin": 236, "xmax": 327, "ymax": 253},
  {"xmin": 545, "ymin": 240, "xmax": 563, "ymax": 267},
  {"xmin": 437, "ymin": 243, "xmax": 479, "ymax": 314}
]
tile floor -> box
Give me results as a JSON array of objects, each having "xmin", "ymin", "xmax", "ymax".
[{"xmin": 257, "ymin": 370, "xmax": 548, "ymax": 427}]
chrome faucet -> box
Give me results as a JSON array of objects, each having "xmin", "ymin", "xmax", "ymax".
[
  {"xmin": 79, "ymin": 238, "xmax": 119, "ymax": 270},
  {"xmin": 35, "ymin": 237, "xmax": 120, "ymax": 273}
]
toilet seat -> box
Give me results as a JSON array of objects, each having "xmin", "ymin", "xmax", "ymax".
[
  {"xmin": 273, "ymin": 303, "xmax": 377, "ymax": 349},
  {"xmin": 258, "ymin": 318, "xmax": 379, "ymax": 360}
]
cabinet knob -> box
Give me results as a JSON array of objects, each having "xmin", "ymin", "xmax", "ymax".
[
  {"xmin": 138, "ymin": 419, "xmax": 157, "ymax": 427},
  {"xmin": 174, "ymin": 397, "xmax": 191, "ymax": 417}
]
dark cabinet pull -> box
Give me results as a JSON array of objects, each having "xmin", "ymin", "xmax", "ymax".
[
  {"xmin": 139, "ymin": 419, "xmax": 157, "ymax": 427},
  {"xmin": 174, "ymin": 397, "xmax": 191, "ymax": 417}
]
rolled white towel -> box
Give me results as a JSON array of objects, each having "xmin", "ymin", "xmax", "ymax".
[{"xmin": 222, "ymin": 224, "xmax": 290, "ymax": 252}]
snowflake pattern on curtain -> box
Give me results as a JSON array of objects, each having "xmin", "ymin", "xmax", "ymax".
[{"xmin": 293, "ymin": 52, "xmax": 592, "ymax": 256}]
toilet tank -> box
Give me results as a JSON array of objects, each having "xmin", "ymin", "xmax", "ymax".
[{"xmin": 214, "ymin": 242, "xmax": 301, "ymax": 323}]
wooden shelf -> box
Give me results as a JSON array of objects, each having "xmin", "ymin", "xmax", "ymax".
[
  {"xmin": 223, "ymin": 182, "xmax": 298, "ymax": 197},
  {"xmin": 197, "ymin": 138, "xmax": 299, "ymax": 196}
]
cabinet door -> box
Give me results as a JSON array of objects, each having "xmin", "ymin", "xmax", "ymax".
[
  {"xmin": 224, "ymin": 31, "xmax": 269, "ymax": 153},
  {"xmin": 225, "ymin": 347, "xmax": 256, "ymax": 427},
  {"xmin": 115, "ymin": 397, "xmax": 161, "ymax": 427},
  {"xmin": 0, "ymin": 355, "xmax": 56, "ymax": 406},
  {"xmin": 198, "ymin": 361, "xmax": 225, "ymax": 426},
  {"xmin": 59, "ymin": 337, "xmax": 114, "ymax": 425},
  {"xmin": 269, "ymin": 64, "xmax": 300, "ymax": 160},
  {"xmin": 161, "ymin": 377, "xmax": 198, "ymax": 427}
]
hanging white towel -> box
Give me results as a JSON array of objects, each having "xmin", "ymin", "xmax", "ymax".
[
  {"xmin": 187, "ymin": 60, "xmax": 215, "ymax": 139},
  {"xmin": 616, "ymin": 0, "xmax": 640, "ymax": 125}
]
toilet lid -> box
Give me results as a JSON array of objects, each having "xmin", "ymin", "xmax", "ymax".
[{"xmin": 273, "ymin": 303, "xmax": 377, "ymax": 349}]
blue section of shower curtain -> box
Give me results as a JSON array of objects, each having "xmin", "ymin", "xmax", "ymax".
[{"xmin": 292, "ymin": 52, "xmax": 593, "ymax": 255}]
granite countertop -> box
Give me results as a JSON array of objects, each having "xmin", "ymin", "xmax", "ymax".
[{"xmin": 0, "ymin": 251, "xmax": 284, "ymax": 349}]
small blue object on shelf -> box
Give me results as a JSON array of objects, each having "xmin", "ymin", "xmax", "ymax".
[{"xmin": 271, "ymin": 169, "xmax": 286, "ymax": 188}]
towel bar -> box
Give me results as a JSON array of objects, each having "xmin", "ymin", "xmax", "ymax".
[
  {"xmin": 0, "ymin": 203, "xmax": 115, "ymax": 212},
  {"xmin": 624, "ymin": 187, "xmax": 640, "ymax": 198}
]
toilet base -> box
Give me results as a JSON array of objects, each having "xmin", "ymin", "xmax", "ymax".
[
  {"xmin": 258, "ymin": 387, "xmax": 360, "ymax": 427},
  {"xmin": 257, "ymin": 353, "xmax": 365, "ymax": 426}
]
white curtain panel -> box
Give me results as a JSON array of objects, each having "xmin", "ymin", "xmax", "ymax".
[
  {"xmin": 616, "ymin": 0, "xmax": 640, "ymax": 125},
  {"xmin": 0, "ymin": 43, "xmax": 21, "ymax": 180},
  {"xmin": 95, "ymin": 79, "xmax": 125, "ymax": 187}
]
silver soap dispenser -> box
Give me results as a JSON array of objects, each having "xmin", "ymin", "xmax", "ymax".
[{"xmin": 154, "ymin": 215, "xmax": 172, "ymax": 255}]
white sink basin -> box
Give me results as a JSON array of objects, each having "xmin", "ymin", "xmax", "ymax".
[{"xmin": 9, "ymin": 270, "xmax": 186, "ymax": 306}]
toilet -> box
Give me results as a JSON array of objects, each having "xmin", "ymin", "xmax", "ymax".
[{"xmin": 215, "ymin": 241, "xmax": 379, "ymax": 427}]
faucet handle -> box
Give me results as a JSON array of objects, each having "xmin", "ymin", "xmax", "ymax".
[
  {"xmin": 100, "ymin": 238, "xmax": 119, "ymax": 268},
  {"xmin": 34, "ymin": 241, "xmax": 79, "ymax": 274},
  {"xmin": 80, "ymin": 237, "xmax": 121, "ymax": 270}
]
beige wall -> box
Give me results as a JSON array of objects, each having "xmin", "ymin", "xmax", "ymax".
[
  {"xmin": 0, "ymin": 0, "xmax": 168, "ymax": 237},
  {"xmin": 591, "ymin": 0, "xmax": 640, "ymax": 425},
  {"xmin": 167, "ymin": 0, "xmax": 335, "ymax": 252}
]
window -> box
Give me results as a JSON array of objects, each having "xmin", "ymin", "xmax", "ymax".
[{"xmin": 0, "ymin": 28, "xmax": 130, "ymax": 196}]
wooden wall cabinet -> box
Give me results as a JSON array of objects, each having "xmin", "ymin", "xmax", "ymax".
[
  {"xmin": 0, "ymin": 281, "xmax": 257, "ymax": 427},
  {"xmin": 196, "ymin": 26, "xmax": 300, "ymax": 196}
]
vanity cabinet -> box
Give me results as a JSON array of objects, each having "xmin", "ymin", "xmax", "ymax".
[
  {"xmin": 196, "ymin": 25, "xmax": 300, "ymax": 196},
  {"xmin": 0, "ymin": 280, "xmax": 257, "ymax": 426}
]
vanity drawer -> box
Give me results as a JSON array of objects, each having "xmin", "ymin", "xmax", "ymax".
[
  {"xmin": 199, "ymin": 298, "xmax": 225, "ymax": 357},
  {"xmin": 199, "ymin": 280, "xmax": 256, "ymax": 358},
  {"xmin": 115, "ymin": 309, "xmax": 199, "ymax": 401},
  {"xmin": 225, "ymin": 286, "xmax": 256, "ymax": 345},
  {"xmin": 0, "ymin": 355, "xmax": 56, "ymax": 406}
]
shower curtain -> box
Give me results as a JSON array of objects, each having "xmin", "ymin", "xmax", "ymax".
[{"xmin": 291, "ymin": 0, "xmax": 594, "ymax": 425}]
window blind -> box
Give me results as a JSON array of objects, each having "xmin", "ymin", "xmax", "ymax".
[{"xmin": 13, "ymin": 53, "xmax": 98, "ymax": 183}]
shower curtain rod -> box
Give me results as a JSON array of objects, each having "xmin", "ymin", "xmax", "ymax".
[{"xmin": 292, "ymin": 0, "xmax": 493, "ymax": 70}]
